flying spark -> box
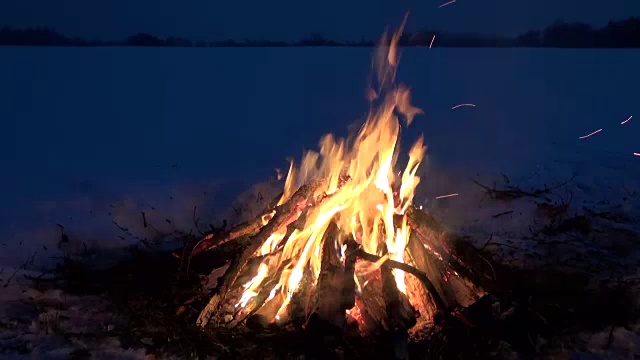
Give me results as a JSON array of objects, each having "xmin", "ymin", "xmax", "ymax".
[
  {"xmin": 439, "ymin": 0, "xmax": 457, "ymax": 8},
  {"xmin": 429, "ymin": 35, "xmax": 436, "ymax": 48},
  {"xmin": 634, "ymin": 153, "xmax": 640, "ymax": 156},
  {"xmin": 578, "ymin": 128, "xmax": 603, "ymax": 139},
  {"xmin": 436, "ymin": 193, "xmax": 459, "ymax": 199},
  {"xmin": 621, "ymin": 116, "xmax": 632, "ymax": 125},
  {"xmin": 452, "ymin": 103, "xmax": 476, "ymax": 110}
]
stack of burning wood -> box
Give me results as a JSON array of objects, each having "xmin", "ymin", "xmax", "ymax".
[
  {"xmin": 184, "ymin": 21, "xmax": 492, "ymax": 349},
  {"xmin": 188, "ymin": 182, "xmax": 488, "ymax": 339}
]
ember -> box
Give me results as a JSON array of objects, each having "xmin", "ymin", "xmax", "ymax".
[{"xmin": 189, "ymin": 22, "xmax": 485, "ymax": 346}]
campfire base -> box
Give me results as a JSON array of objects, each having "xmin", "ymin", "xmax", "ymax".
[{"xmin": 186, "ymin": 196, "xmax": 501, "ymax": 359}]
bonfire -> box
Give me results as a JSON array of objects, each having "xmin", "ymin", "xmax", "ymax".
[{"xmin": 187, "ymin": 23, "xmax": 488, "ymax": 349}]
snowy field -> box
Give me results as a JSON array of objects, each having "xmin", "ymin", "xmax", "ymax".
[{"xmin": 2, "ymin": 47, "xmax": 640, "ymax": 358}]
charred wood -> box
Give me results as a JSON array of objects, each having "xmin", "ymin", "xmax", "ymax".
[
  {"xmin": 197, "ymin": 179, "xmax": 327, "ymax": 328},
  {"xmin": 314, "ymin": 223, "xmax": 346, "ymax": 327},
  {"xmin": 354, "ymin": 248, "xmax": 446, "ymax": 312}
]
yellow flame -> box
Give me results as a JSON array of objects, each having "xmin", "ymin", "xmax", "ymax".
[
  {"xmin": 238, "ymin": 22, "xmax": 426, "ymax": 319},
  {"xmin": 236, "ymin": 262, "xmax": 269, "ymax": 308}
]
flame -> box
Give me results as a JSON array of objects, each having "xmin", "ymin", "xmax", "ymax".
[{"xmin": 238, "ymin": 23, "xmax": 426, "ymax": 320}]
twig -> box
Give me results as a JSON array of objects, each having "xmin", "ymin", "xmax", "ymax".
[
  {"xmin": 475, "ymin": 251, "xmax": 497, "ymax": 281},
  {"xmin": 112, "ymin": 220, "xmax": 130, "ymax": 234},
  {"xmin": 479, "ymin": 233, "xmax": 493, "ymax": 251},
  {"xmin": 141, "ymin": 212, "xmax": 147, "ymax": 228},
  {"xmin": 192, "ymin": 206, "xmax": 204, "ymax": 235},
  {"xmin": 3, "ymin": 252, "xmax": 36, "ymax": 288},
  {"xmin": 471, "ymin": 175, "xmax": 576, "ymax": 201},
  {"xmin": 492, "ymin": 210, "xmax": 514, "ymax": 219},
  {"xmin": 605, "ymin": 325, "xmax": 615, "ymax": 350}
]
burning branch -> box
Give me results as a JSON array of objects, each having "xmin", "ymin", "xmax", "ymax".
[
  {"xmin": 197, "ymin": 179, "xmax": 327, "ymax": 327},
  {"xmin": 188, "ymin": 192, "xmax": 285, "ymax": 258},
  {"xmin": 354, "ymin": 247, "xmax": 446, "ymax": 311}
]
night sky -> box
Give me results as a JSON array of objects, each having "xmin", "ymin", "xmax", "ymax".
[{"xmin": 0, "ymin": 0, "xmax": 638, "ymax": 41}]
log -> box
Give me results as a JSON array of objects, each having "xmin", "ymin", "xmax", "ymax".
[
  {"xmin": 314, "ymin": 222, "xmax": 346, "ymax": 327},
  {"xmin": 382, "ymin": 263, "xmax": 416, "ymax": 331},
  {"xmin": 191, "ymin": 209, "xmax": 274, "ymax": 257},
  {"xmin": 381, "ymin": 254, "xmax": 415, "ymax": 360},
  {"xmin": 341, "ymin": 239, "xmax": 359, "ymax": 313},
  {"xmin": 227, "ymin": 258, "xmax": 291, "ymax": 328},
  {"xmin": 405, "ymin": 206, "xmax": 474, "ymax": 281},
  {"xmin": 404, "ymin": 207, "xmax": 483, "ymax": 308},
  {"xmin": 356, "ymin": 266, "xmax": 387, "ymax": 334},
  {"xmin": 189, "ymin": 192, "xmax": 285, "ymax": 258},
  {"xmin": 405, "ymin": 235, "xmax": 459, "ymax": 309},
  {"xmin": 197, "ymin": 179, "xmax": 327, "ymax": 328},
  {"xmin": 354, "ymin": 248, "xmax": 446, "ymax": 311},
  {"xmin": 196, "ymin": 240, "xmax": 251, "ymax": 328},
  {"xmin": 207, "ymin": 206, "xmax": 312, "ymax": 328}
]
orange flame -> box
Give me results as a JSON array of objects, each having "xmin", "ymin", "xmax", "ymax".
[{"xmin": 241, "ymin": 22, "xmax": 426, "ymax": 320}]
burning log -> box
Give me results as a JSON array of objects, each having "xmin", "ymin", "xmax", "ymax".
[
  {"xmin": 354, "ymin": 248, "xmax": 445, "ymax": 312},
  {"xmin": 187, "ymin": 192, "xmax": 286, "ymax": 258},
  {"xmin": 404, "ymin": 206, "xmax": 484, "ymax": 309},
  {"xmin": 341, "ymin": 239, "xmax": 359, "ymax": 312},
  {"xmin": 197, "ymin": 179, "xmax": 327, "ymax": 327},
  {"xmin": 313, "ymin": 222, "xmax": 348, "ymax": 328}
]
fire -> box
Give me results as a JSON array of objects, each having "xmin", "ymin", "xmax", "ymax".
[{"xmin": 237, "ymin": 22, "xmax": 427, "ymax": 321}]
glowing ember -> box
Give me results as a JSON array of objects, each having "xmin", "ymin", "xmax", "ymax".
[
  {"xmin": 451, "ymin": 103, "xmax": 476, "ymax": 110},
  {"xmin": 438, "ymin": 0, "xmax": 457, "ymax": 8},
  {"xmin": 633, "ymin": 152, "xmax": 640, "ymax": 156},
  {"xmin": 236, "ymin": 22, "xmax": 427, "ymax": 321},
  {"xmin": 621, "ymin": 115, "xmax": 632, "ymax": 125},
  {"xmin": 429, "ymin": 35, "xmax": 436, "ymax": 49},
  {"xmin": 435, "ymin": 193, "xmax": 459, "ymax": 199},
  {"xmin": 578, "ymin": 128, "xmax": 603, "ymax": 139}
]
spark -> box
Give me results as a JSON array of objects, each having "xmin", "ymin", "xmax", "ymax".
[
  {"xmin": 621, "ymin": 115, "xmax": 632, "ymax": 125},
  {"xmin": 429, "ymin": 34, "xmax": 436, "ymax": 48},
  {"xmin": 435, "ymin": 193, "xmax": 459, "ymax": 199},
  {"xmin": 439, "ymin": 0, "xmax": 456, "ymax": 8},
  {"xmin": 452, "ymin": 103, "xmax": 476, "ymax": 110},
  {"xmin": 578, "ymin": 128, "xmax": 602, "ymax": 139},
  {"xmin": 634, "ymin": 153, "xmax": 640, "ymax": 156}
]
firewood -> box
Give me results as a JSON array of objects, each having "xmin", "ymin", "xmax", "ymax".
[
  {"xmin": 354, "ymin": 248, "xmax": 446, "ymax": 312},
  {"xmin": 404, "ymin": 206, "xmax": 484, "ymax": 308},
  {"xmin": 197, "ymin": 179, "xmax": 327, "ymax": 328},
  {"xmin": 314, "ymin": 222, "xmax": 346, "ymax": 327},
  {"xmin": 382, "ymin": 263, "xmax": 416, "ymax": 331},
  {"xmin": 356, "ymin": 266, "xmax": 388, "ymax": 333},
  {"xmin": 190, "ymin": 210, "xmax": 273, "ymax": 257},
  {"xmin": 405, "ymin": 235, "xmax": 458, "ymax": 309},
  {"xmin": 380, "ymin": 251, "xmax": 415, "ymax": 360},
  {"xmin": 351, "ymin": 247, "xmax": 417, "ymax": 336},
  {"xmin": 188, "ymin": 192, "xmax": 285, "ymax": 258},
  {"xmin": 227, "ymin": 259, "xmax": 291, "ymax": 328},
  {"xmin": 405, "ymin": 206, "xmax": 475, "ymax": 281},
  {"xmin": 341, "ymin": 239, "xmax": 359, "ymax": 312}
]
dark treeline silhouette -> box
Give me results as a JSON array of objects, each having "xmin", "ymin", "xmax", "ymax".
[{"xmin": 1, "ymin": 17, "xmax": 639, "ymax": 48}]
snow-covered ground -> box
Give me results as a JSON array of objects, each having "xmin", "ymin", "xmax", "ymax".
[{"xmin": 2, "ymin": 47, "xmax": 640, "ymax": 358}]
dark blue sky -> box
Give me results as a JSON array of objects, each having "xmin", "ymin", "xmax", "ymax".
[{"xmin": 0, "ymin": 0, "xmax": 638, "ymax": 41}]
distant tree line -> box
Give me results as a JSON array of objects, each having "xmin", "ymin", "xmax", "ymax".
[{"xmin": 1, "ymin": 17, "xmax": 638, "ymax": 48}]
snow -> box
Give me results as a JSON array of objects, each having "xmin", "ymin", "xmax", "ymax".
[
  {"xmin": 1, "ymin": 46, "xmax": 640, "ymax": 358},
  {"xmin": 0, "ymin": 268, "xmax": 148, "ymax": 359}
]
